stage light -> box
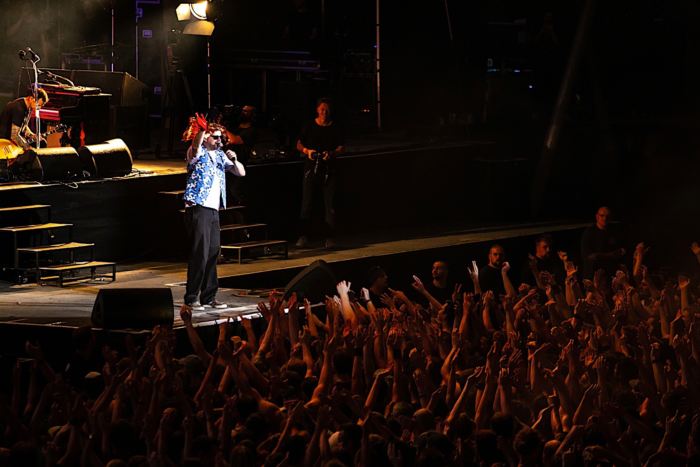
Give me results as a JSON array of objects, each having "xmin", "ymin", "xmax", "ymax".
[
  {"xmin": 176, "ymin": 1, "xmax": 214, "ymax": 36},
  {"xmin": 176, "ymin": 1, "xmax": 208, "ymax": 21},
  {"xmin": 191, "ymin": 1, "xmax": 208, "ymax": 20},
  {"xmin": 176, "ymin": 4, "xmax": 191, "ymax": 21}
]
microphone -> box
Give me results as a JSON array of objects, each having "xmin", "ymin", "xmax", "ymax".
[
  {"xmin": 18, "ymin": 47, "xmax": 40, "ymax": 61},
  {"xmin": 26, "ymin": 47, "xmax": 40, "ymax": 61}
]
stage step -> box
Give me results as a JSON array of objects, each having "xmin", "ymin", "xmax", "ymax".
[
  {"xmin": 0, "ymin": 223, "xmax": 74, "ymax": 268},
  {"xmin": 221, "ymin": 240, "xmax": 288, "ymax": 264},
  {"xmin": 0, "ymin": 205, "xmax": 52, "ymax": 228},
  {"xmin": 158, "ymin": 190, "xmax": 185, "ymax": 197},
  {"xmin": 0, "ymin": 204, "xmax": 51, "ymax": 216},
  {"xmin": 17, "ymin": 242, "xmax": 95, "ymax": 269},
  {"xmin": 39, "ymin": 261, "xmax": 116, "ymax": 287},
  {"xmin": 220, "ymin": 223, "xmax": 267, "ymax": 234},
  {"xmin": 0, "ymin": 222, "xmax": 72, "ymax": 234}
]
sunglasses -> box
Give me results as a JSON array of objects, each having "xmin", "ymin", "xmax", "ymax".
[{"xmin": 210, "ymin": 134, "xmax": 223, "ymax": 139}]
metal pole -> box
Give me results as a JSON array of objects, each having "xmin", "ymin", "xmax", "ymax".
[
  {"xmin": 31, "ymin": 57, "xmax": 41, "ymax": 150},
  {"xmin": 375, "ymin": 0, "xmax": 381, "ymax": 130},
  {"xmin": 135, "ymin": 2, "xmax": 139, "ymax": 79},
  {"xmin": 111, "ymin": 1, "xmax": 115, "ymax": 72},
  {"xmin": 443, "ymin": 0, "xmax": 453, "ymax": 42},
  {"xmin": 207, "ymin": 38, "xmax": 212, "ymax": 109}
]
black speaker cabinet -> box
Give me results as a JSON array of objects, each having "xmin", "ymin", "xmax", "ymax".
[
  {"xmin": 78, "ymin": 138, "xmax": 133, "ymax": 178},
  {"xmin": 11, "ymin": 147, "xmax": 84, "ymax": 181},
  {"xmin": 284, "ymin": 259, "xmax": 337, "ymax": 303},
  {"xmin": 91, "ymin": 288, "xmax": 174, "ymax": 329}
]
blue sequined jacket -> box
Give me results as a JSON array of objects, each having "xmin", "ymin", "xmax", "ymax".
[{"xmin": 183, "ymin": 145, "xmax": 232, "ymax": 209}]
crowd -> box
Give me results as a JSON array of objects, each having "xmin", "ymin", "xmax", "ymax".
[{"xmin": 1, "ymin": 207, "xmax": 700, "ymax": 466}]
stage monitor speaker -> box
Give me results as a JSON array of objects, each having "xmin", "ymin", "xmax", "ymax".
[
  {"xmin": 11, "ymin": 147, "xmax": 84, "ymax": 181},
  {"xmin": 78, "ymin": 138, "xmax": 133, "ymax": 178},
  {"xmin": 284, "ymin": 259, "xmax": 337, "ymax": 303},
  {"xmin": 91, "ymin": 288, "xmax": 174, "ymax": 329}
]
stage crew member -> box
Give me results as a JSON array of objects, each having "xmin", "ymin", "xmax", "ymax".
[{"xmin": 181, "ymin": 115, "xmax": 245, "ymax": 312}]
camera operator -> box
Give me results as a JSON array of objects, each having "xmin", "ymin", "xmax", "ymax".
[{"xmin": 295, "ymin": 97, "xmax": 344, "ymax": 249}]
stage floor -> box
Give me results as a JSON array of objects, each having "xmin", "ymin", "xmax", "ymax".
[{"xmin": 0, "ymin": 220, "xmax": 588, "ymax": 330}]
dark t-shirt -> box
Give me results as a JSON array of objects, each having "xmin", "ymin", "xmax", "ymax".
[
  {"xmin": 299, "ymin": 120, "xmax": 344, "ymax": 173},
  {"xmin": 425, "ymin": 281, "xmax": 453, "ymax": 305},
  {"xmin": 0, "ymin": 98, "xmax": 28, "ymax": 140},
  {"xmin": 479, "ymin": 265, "xmax": 505, "ymax": 296},
  {"xmin": 580, "ymin": 225, "xmax": 621, "ymax": 278},
  {"xmin": 521, "ymin": 255, "xmax": 565, "ymax": 286}
]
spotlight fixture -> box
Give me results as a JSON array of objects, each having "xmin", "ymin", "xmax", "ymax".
[{"xmin": 176, "ymin": 1, "xmax": 215, "ymax": 36}]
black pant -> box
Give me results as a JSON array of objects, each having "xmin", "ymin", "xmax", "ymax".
[
  {"xmin": 299, "ymin": 168, "xmax": 336, "ymax": 237},
  {"xmin": 184, "ymin": 205, "xmax": 220, "ymax": 305}
]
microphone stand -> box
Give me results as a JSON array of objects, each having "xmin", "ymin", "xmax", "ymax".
[
  {"xmin": 41, "ymin": 69, "xmax": 76, "ymax": 87},
  {"xmin": 29, "ymin": 53, "xmax": 41, "ymax": 150}
]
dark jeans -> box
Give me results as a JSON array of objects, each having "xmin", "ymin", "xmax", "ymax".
[
  {"xmin": 184, "ymin": 205, "xmax": 220, "ymax": 305},
  {"xmin": 299, "ymin": 168, "xmax": 336, "ymax": 237}
]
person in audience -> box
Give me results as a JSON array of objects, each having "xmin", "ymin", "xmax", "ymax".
[
  {"xmin": 3, "ymin": 235, "xmax": 700, "ymax": 467},
  {"xmin": 477, "ymin": 244, "xmax": 516, "ymax": 296},
  {"xmin": 580, "ymin": 205, "xmax": 625, "ymax": 278},
  {"xmin": 522, "ymin": 234, "xmax": 565, "ymax": 287},
  {"xmin": 366, "ymin": 265, "xmax": 389, "ymax": 308},
  {"xmin": 412, "ymin": 260, "xmax": 458, "ymax": 310}
]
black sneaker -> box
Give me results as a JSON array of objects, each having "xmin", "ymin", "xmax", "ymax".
[{"xmin": 204, "ymin": 300, "xmax": 228, "ymax": 309}]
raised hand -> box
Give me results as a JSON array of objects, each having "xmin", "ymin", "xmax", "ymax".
[
  {"xmin": 467, "ymin": 261, "xmax": 479, "ymax": 282},
  {"xmin": 634, "ymin": 242, "xmax": 649, "ymax": 259},
  {"xmin": 336, "ymin": 280, "xmax": 351, "ymax": 297},
  {"xmin": 451, "ymin": 283, "xmax": 463, "ymax": 303},
  {"xmin": 179, "ymin": 304, "xmax": 193, "ymax": 324},
  {"xmin": 501, "ymin": 261, "xmax": 511, "ymax": 274},
  {"xmin": 483, "ymin": 290, "xmax": 495, "ymax": 306},
  {"xmin": 256, "ymin": 301, "xmax": 271, "ymax": 322},
  {"xmin": 411, "ymin": 274, "xmax": 425, "ymax": 293},
  {"xmin": 360, "ymin": 287, "xmax": 371, "ymax": 302},
  {"xmin": 557, "ymin": 251, "xmax": 568, "ymax": 262}
]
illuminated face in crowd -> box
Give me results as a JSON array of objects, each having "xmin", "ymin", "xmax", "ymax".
[
  {"xmin": 316, "ymin": 102, "xmax": 330, "ymax": 123},
  {"xmin": 596, "ymin": 206, "xmax": 610, "ymax": 230},
  {"xmin": 432, "ymin": 261, "xmax": 448, "ymax": 282},
  {"xmin": 488, "ymin": 245, "xmax": 505, "ymax": 267},
  {"xmin": 535, "ymin": 240, "xmax": 551, "ymax": 259}
]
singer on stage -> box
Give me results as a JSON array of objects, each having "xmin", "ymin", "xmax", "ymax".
[
  {"xmin": 181, "ymin": 117, "xmax": 245, "ymax": 312},
  {"xmin": 0, "ymin": 88, "xmax": 48, "ymax": 148}
]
